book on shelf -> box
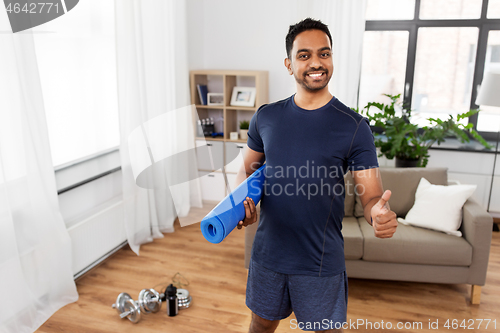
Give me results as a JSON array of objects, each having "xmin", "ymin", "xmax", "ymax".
[{"xmin": 197, "ymin": 84, "xmax": 208, "ymax": 105}]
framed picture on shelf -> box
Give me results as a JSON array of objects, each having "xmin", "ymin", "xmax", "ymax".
[
  {"xmin": 207, "ymin": 93, "xmax": 224, "ymax": 106},
  {"xmin": 230, "ymin": 87, "xmax": 256, "ymax": 107}
]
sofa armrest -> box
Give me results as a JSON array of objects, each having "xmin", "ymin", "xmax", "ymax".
[{"xmin": 462, "ymin": 199, "xmax": 493, "ymax": 285}]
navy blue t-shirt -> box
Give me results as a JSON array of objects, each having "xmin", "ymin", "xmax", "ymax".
[{"xmin": 247, "ymin": 94, "xmax": 379, "ymax": 277}]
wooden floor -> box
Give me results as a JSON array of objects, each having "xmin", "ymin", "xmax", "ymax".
[{"xmin": 38, "ymin": 203, "xmax": 500, "ymax": 333}]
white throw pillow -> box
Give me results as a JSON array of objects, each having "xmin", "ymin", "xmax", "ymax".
[{"xmin": 397, "ymin": 177, "xmax": 476, "ymax": 237}]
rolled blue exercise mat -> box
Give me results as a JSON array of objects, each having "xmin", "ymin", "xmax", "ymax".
[{"xmin": 201, "ymin": 164, "xmax": 266, "ymax": 244}]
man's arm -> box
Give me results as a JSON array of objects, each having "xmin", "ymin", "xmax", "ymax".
[
  {"xmin": 235, "ymin": 147, "xmax": 265, "ymax": 229},
  {"xmin": 351, "ymin": 168, "xmax": 397, "ymax": 238},
  {"xmin": 235, "ymin": 147, "xmax": 265, "ymax": 187}
]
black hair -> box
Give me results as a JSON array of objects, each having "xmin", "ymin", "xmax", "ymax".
[{"xmin": 285, "ymin": 18, "xmax": 333, "ymax": 59}]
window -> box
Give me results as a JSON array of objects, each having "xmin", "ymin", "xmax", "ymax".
[
  {"xmin": 363, "ymin": 0, "xmax": 500, "ymax": 138},
  {"xmin": 359, "ymin": 31, "xmax": 409, "ymax": 109},
  {"xmin": 488, "ymin": 0, "xmax": 500, "ymax": 18},
  {"xmin": 420, "ymin": 0, "xmax": 482, "ymax": 20},
  {"xmin": 32, "ymin": 0, "xmax": 119, "ymax": 167},
  {"xmin": 365, "ymin": 0, "xmax": 415, "ymax": 21},
  {"xmin": 477, "ymin": 30, "xmax": 500, "ymax": 132},
  {"xmin": 412, "ymin": 27, "xmax": 477, "ymax": 126}
]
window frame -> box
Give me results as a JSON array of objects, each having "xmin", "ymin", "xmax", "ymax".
[{"xmin": 365, "ymin": 0, "xmax": 500, "ymax": 141}]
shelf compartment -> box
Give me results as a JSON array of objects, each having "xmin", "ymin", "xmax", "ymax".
[
  {"xmin": 192, "ymin": 74, "xmax": 223, "ymax": 105},
  {"xmin": 225, "ymin": 109, "xmax": 254, "ymax": 138},
  {"xmin": 225, "ymin": 75, "xmax": 257, "ymax": 107},
  {"xmin": 195, "ymin": 107, "xmax": 223, "ymax": 138}
]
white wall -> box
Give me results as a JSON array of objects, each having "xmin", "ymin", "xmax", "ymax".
[{"xmin": 186, "ymin": 0, "xmax": 308, "ymax": 103}]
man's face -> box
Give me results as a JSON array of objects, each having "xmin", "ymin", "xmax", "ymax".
[{"xmin": 285, "ymin": 29, "xmax": 333, "ymax": 92}]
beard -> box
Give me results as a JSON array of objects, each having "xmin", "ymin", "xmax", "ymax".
[{"xmin": 293, "ymin": 67, "xmax": 332, "ymax": 92}]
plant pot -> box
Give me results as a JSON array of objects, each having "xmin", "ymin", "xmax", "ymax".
[
  {"xmin": 240, "ymin": 129, "xmax": 248, "ymax": 140},
  {"xmin": 395, "ymin": 157, "xmax": 421, "ymax": 168}
]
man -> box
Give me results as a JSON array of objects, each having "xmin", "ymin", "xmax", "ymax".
[{"xmin": 235, "ymin": 18, "xmax": 398, "ymax": 333}]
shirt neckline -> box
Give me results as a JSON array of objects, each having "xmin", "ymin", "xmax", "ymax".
[{"xmin": 290, "ymin": 93, "xmax": 337, "ymax": 114}]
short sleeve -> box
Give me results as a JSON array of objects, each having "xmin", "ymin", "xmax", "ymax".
[
  {"xmin": 347, "ymin": 117, "xmax": 379, "ymax": 171},
  {"xmin": 246, "ymin": 106, "xmax": 265, "ymax": 153}
]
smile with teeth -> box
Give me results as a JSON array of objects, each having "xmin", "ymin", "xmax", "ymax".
[{"xmin": 307, "ymin": 73, "xmax": 324, "ymax": 78}]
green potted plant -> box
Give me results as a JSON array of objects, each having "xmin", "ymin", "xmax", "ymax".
[
  {"xmin": 239, "ymin": 120, "xmax": 249, "ymax": 141},
  {"xmin": 354, "ymin": 94, "xmax": 492, "ymax": 167}
]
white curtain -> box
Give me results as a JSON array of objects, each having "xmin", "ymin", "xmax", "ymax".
[
  {"xmin": 0, "ymin": 14, "xmax": 78, "ymax": 333},
  {"xmin": 295, "ymin": 0, "xmax": 368, "ymax": 108},
  {"xmin": 115, "ymin": 0, "xmax": 202, "ymax": 254}
]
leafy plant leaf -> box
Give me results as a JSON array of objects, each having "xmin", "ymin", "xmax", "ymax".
[{"xmin": 352, "ymin": 95, "xmax": 491, "ymax": 167}]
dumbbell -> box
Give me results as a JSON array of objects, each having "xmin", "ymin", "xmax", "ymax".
[
  {"xmin": 112, "ymin": 288, "xmax": 162, "ymax": 323},
  {"xmin": 176, "ymin": 288, "xmax": 192, "ymax": 309},
  {"xmin": 135, "ymin": 286, "xmax": 189, "ymax": 313},
  {"xmin": 138, "ymin": 288, "xmax": 162, "ymax": 313},
  {"xmin": 111, "ymin": 293, "xmax": 142, "ymax": 324},
  {"xmin": 112, "ymin": 287, "xmax": 191, "ymax": 323}
]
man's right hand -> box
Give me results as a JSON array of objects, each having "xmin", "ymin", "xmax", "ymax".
[{"xmin": 237, "ymin": 196, "xmax": 258, "ymax": 229}]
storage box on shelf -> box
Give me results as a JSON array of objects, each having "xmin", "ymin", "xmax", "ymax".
[{"xmin": 190, "ymin": 70, "xmax": 268, "ymax": 202}]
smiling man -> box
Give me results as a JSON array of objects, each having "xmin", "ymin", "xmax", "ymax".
[{"xmin": 234, "ymin": 18, "xmax": 398, "ymax": 333}]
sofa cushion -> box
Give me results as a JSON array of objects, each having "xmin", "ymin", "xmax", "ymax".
[
  {"xmin": 342, "ymin": 217, "xmax": 363, "ymax": 260},
  {"xmin": 344, "ymin": 172, "xmax": 355, "ymax": 217},
  {"xmin": 354, "ymin": 167, "xmax": 448, "ymax": 217},
  {"xmin": 358, "ymin": 218, "xmax": 472, "ymax": 266},
  {"xmin": 398, "ymin": 178, "xmax": 476, "ymax": 237}
]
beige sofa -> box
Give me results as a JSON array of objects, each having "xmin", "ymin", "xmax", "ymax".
[{"xmin": 244, "ymin": 167, "xmax": 493, "ymax": 304}]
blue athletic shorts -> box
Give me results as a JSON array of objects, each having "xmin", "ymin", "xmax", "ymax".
[{"xmin": 246, "ymin": 258, "xmax": 348, "ymax": 331}]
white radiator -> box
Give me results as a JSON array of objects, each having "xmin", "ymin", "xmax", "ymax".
[{"xmin": 67, "ymin": 196, "xmax": 127, "ymax": 278}]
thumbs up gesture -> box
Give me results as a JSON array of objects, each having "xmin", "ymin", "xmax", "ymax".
[{"xmin": 371, "ymin": 190, "xmax": 398, "ymax": 238}]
